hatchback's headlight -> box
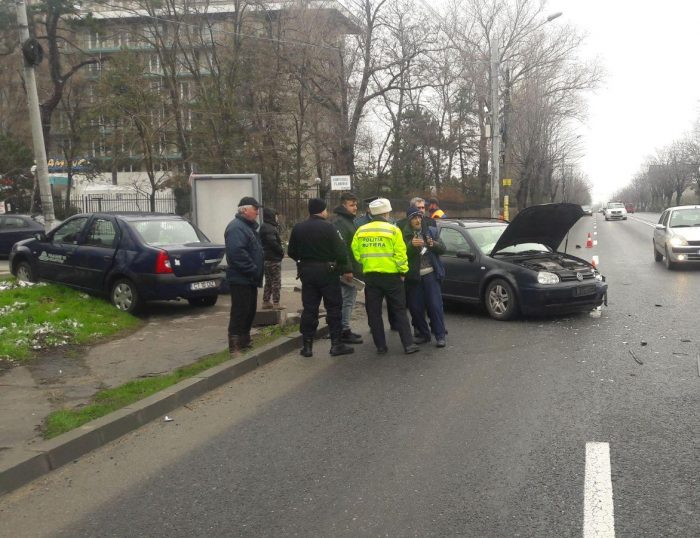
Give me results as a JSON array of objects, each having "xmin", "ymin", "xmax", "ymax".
[
  {"xmin": 537, "ymin": 271, "xmax": 560, "ymax": 284},
  {"xmin": 594, "ymin": 272, "xmax": 603, "ymax": 282},
  {"xmin": 670, "ymin": 235, "xmax": 688, "ymax": 247}
]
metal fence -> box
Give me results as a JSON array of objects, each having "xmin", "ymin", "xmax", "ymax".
[{"xmin": 63, "ymin": 193, "xmax": 178, "ymax": 215}]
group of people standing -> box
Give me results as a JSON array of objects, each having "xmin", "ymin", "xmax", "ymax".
[{"xmin": 223, "ymin": 193, "xmax": 448, "ymax": 358}]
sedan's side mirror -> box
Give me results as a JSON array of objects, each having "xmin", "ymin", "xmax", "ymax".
[
  {"xmin": 456, "ymin": 250, "xmax": 475, "ymax": 261},
  {"xmin": 34, "ymin": 231, "xmax": 48, "ymax": 242},
  {"xmin": 654, "ymin": 224, "xmax": 665, "ymax": 230}
]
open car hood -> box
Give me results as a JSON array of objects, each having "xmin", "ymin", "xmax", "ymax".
[{"xmin": 492, "ymin": 203, "xmax": 584, "ymax": 254}]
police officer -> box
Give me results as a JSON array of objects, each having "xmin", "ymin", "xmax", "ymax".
[
  {"xmin": 351, "ymin": 198, "xmax": 419, "ymax": 355},
  {"xmin": 354, "ymin": 196, "xmax": 379, "ymax": 227},
  {"xmin": 287, "ymin": 198, "xmax": 355, "ymax": 358}
]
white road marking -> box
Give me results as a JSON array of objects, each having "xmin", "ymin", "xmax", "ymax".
[
  {"xmin": 628, "ymin": 216, "xmax": 656, "ymax": 228},
  {"xmin": 584, "ymin": 442, "xmax": 615, "ymax": 538}
]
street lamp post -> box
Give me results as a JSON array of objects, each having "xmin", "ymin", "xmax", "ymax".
[{"xmin": 490, "ymin": 12, "xmax": 562, "ymax": 218}]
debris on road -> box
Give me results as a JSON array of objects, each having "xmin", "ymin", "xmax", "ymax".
[
  {"xmin": 164, "ymin": 415, "xmax": 174, "ymax": 422},
  {"xmin": 629, "ymin": 349, "xmax": 643, "ymax": 365}
]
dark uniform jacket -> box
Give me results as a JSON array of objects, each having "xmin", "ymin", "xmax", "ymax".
[
  {"xmin": 224, "ymin": 214, "xmax": 264, "ymax": 287},
  {"xmin": 401, "ymin": 223, "xmax": 446, "ymax": 282},
  {"xmin": 331, "ymin": 205, "xmax": 362, "ymax": 275},
  {"xmin": 287, "ymin": 215, "xmax": 350, "ymax": 274},
  {"xmin": 260, "ymin": 208, "xmax": 284, "ymax": 262}
]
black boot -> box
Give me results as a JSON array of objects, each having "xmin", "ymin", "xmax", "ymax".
[
  {"xmin": 241, "ymin": 333, "xmax": 253, "ymax": 349},
  {"xmin": 330, "ymin": 336, "xmax": 354, "ymax": 356},
  {"xmin": 341, "ymin": 329, "xmax": 363, "ymax": 344},
  {"xmin": 300, "ymin": 337, "xmax": 313, "ymax": 357}
]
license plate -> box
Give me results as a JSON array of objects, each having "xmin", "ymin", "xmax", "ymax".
[
  {"xmin": 574, "ymin": 284, "xmax": 596, "ymax": 297},
  {"xmin": 190, "ymin": 280, "xmax": 218, "ymax": 291}
]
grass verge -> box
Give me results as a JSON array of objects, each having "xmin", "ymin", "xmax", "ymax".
[
  {"xmin": 0, "ymin": 278, "xmax": 141, "ymax": 362},
  {"xmin": 43, "ymin": 323, "xmax": 299, "ymax": 439}
]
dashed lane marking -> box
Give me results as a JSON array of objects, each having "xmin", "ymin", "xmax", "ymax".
[{"xmin": 584, "ymin": 442, "xmax": 616, "ymax": 537}]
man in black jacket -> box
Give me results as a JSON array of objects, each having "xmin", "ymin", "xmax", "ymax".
[
  {"xmin": 260, "ymin": 207, "xmax": 284, "ymax": 310},
  {"xmin": 224, "ymin": 196, "xmax": 264, "ymax": 356},
  {"xmin": 331, "ymin": 192, "xmax": 363, "ymax": 344},
  {"xmin": 288, "ymin": 198, "xmax": 354, "ymax": 358}
]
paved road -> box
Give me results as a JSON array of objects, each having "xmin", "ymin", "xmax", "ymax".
[{"xmin": 1, "ymin": 214, "xmax": 698, "ymax": 536}]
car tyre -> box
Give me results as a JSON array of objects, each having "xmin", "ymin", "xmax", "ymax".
[
  {"xmin": 187, "ymin": 295, "xmax": 218, "ymax": 307},
  {"xmin": 15, "ymin": 261, "xmax": 37, "ymax": 283},
  {"xmin": 110, "ymin": 278, "xmax": 141, "ymax": 313},
  {"xmin": 664, "ymin": 247, "xmax": 676, "ymax": 270},
  {"xmin": 484, "ymin": 278, "xmax": 518, "ymax": 321},
  {"xmin": 653, "ymin": 242, "xmax": 663, "ymax": 262}
]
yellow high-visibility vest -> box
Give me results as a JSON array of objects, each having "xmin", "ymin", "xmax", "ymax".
[
  {"xmin": 431, "ymin": 209, "xmax": 445, "ymax": 219},
  {"xmin": 351, "ymin": 219, "xmax": 408, "ymax": 274}
]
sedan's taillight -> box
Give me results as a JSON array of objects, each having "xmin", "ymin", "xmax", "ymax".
[{"xmin": 155, "ymin": 250, "xmax": 173, "ymax": 274}]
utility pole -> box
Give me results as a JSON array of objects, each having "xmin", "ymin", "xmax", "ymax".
[
  {"xmin": 490, "ymin": 30, "xmax": 500, "ymax": 219},
  {"xmin": 15, "ymin": 0, "xmax": 55, "ymax": 229}
]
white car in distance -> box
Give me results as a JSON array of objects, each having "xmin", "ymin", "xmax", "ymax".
[{"xmin": 604, "ymin": 202, "xmax": 627, "ymax": 221}]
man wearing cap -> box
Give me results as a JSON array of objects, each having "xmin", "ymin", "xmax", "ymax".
[
  {"xmin": 351, "ymin": 198, "xmax": 419, "ymax": 355},
  {"xmin": 224, "ymin": 197, "xmax": 264, "ymax": 356},
  {"xmin": 287, "ymin": 198, "xmax": 355, "ymax": 358},
  {"xmin": 401, "ymin": 206, "xmax": 447, "ymax": 347}
]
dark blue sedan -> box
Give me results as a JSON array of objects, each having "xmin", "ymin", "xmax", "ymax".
[
  {"xmin": 0, "ymin": 214, "xmax": 44, "ymax": 256},
  {"xmin": 9, "ymin": 212, "xmax": 226, "ymax": 313}
]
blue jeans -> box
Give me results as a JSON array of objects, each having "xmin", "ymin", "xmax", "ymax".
[
  {"xmin": 340, "ymin": 281, "xmax": 357, "ymax": 331},
  {"xmin": 405, "ymin": 271, "xmax": 446, "ymax": 340}
]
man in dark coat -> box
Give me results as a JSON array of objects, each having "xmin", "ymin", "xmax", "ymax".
[
  {"xmin": 331, "ymin": 192, "xmax": 363, "ymax": 344},
  {"xmin": 401, "ymin": 206, "xmax": 447, "ymax": 347},
  {"xmin": 260, "ymin": 207, "xmax": 284, "ymax": 309},
  {"xmin": 224, "ymin": 196, "xmax": 264, "ymax": 356},
  {"xmin": 288, "ymin": 198, "xmax": 354, "ymax": 358}
]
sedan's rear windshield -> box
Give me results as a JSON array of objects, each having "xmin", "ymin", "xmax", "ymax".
[
  {"xmin": 670, "ymin": 210, "xmax": 700, "ymax": 228},
  {"xmin": 131, "ymin": 220, "xmax": 203, "ymax": 246}
]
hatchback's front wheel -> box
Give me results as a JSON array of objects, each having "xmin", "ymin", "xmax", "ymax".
[
  {"xmin": 664, "ymin": 247, "xmax": 677, "ymax": 270},
  {"xmin": 484, "ymin": 278, "xmax": 518, "ymax": 321},
  {"xmin": 111, "ymin": 278, "xmax": 141, "ymax": 314}
]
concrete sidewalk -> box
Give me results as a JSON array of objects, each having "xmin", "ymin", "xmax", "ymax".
[{"xmin": 0, "ymin": 263, "xmax": 306, "ymax": 491}]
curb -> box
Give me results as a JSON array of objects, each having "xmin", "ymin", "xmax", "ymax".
[{"xmin": 0, "ymin": 326, "xmax": 326, "ymax": 496}]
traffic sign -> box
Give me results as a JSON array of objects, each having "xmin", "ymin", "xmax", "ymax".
[{"xmin": 330, "ymin": 175, "xmax": 352, "ymax": 191}]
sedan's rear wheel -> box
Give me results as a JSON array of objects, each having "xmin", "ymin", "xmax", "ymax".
[
  {"xmin": 15, "ymin": 261, "xmax": 36, "ymax": 283},
  {"xmin": 187, "ymin": 295, "xmax": 218, "ymax": 307},
  {"xmin": 653, "ymin": 242, "xmax": 663, "ymax": 262},
  {"xmin": 664, "ymin": 247, "xmax": 676, "ymax": 270},
  {"xmin": 111, "ymin": 278, "xmax": 141, "ymax": 314},
  {"xmin": 484, "ymin": 278, "xmax": 518, "ymax": 321}
]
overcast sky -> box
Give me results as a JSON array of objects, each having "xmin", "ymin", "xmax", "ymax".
[{"xmin": 545, "ymin": 0, "xmax": 700, "ymax": 202}]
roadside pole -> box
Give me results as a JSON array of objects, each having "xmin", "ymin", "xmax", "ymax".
[
  {"xmin": 490, "ymin": 31, "xmax": 500, "ymax": 219},
  {"xmin": 15, "ymin": 0, "xmax": 55, "ymax": 230}
]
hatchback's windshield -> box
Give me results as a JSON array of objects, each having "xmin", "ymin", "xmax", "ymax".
[
  {"xmin": 131, "ymin": 220, "xmax": 202, "ymax": 246},
  {"xmin": 469, "ymin": 225, "xmax": 507, "ymax": 253},
  {"xmin": 607, "ymin": 203, "xmax": 624, "ymax": 209},
  {"xmin": 670, "ymin": 210, "xmax": 700, "ymax": 228}
]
